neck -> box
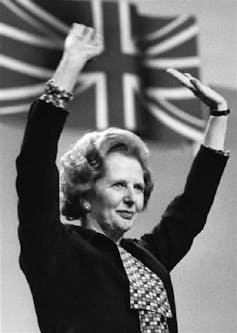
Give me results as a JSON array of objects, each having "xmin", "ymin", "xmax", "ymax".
[{"xmin": 82, "ymin": 215, "xmax": 123, "ymax": 244}]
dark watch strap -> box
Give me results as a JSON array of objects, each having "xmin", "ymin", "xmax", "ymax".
[{"xmin": 210, "ymin": 109, "xmax": 230, "ymax": 116}]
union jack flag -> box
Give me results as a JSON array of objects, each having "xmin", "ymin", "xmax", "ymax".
[
  {"xmin": 0, "ymin": 0, "xmax": 206, "ymax": 142},
  {"xmin": 132, "ymin": 9, "xmax": 206, "ymax": 141}
]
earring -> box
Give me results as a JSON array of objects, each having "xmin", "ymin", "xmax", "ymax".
[{"xmin": 83, "ymin": 201, "xmax": 91, "ymax": 212}]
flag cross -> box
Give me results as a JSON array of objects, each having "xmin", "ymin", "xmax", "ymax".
[{"xmin": 78, "ymin": 1, "xmax": 140, "ymax": 130}]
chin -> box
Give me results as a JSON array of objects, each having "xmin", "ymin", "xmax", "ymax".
[{"xmin": 118, "ymin": 218, "xmax": 135, "ymax": 232}]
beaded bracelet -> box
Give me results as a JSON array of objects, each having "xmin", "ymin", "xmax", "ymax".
[{"xmin": 39, "ymin": 79, "xmax": 74, "ymax": 108}]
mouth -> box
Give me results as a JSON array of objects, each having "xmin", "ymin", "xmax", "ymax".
[{"xmin": 116, "ymin": 210, "xmax": 135, "ymax": 220}]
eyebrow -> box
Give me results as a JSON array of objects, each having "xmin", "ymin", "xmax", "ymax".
[{"xmin": 111, "ymin": 178, "xmax": 145, "ymax": 186}]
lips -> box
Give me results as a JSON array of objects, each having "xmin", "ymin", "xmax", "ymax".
[{"xmin": 116, "ymin": 210, "xmax": 135, "ymax": 220}]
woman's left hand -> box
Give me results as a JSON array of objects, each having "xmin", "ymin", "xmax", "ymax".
[{"xmin": 167, "ymin": 68, "xmax": 228, "ymax": 111}]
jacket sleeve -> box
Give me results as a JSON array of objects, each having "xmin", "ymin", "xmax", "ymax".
[
  {"xmin": 140, "ymin": 145, "xmax": 229, "ymax": 272},
  {"xmin": 16, "ymin": 100, "xmax": 68, "ymax": 273}
]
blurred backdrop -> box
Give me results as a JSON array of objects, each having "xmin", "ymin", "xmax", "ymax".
[{"xmin": 1, "ymin": 0, "xmax": 237, "ymax": 332}]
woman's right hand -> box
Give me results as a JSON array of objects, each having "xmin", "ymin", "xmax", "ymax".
[
  {"xmin": 63, "ymin": 23, "xmax": 103, "ymax": 63},
  {"xmin": 51, "ymin": 23, "xmax": 103, "ymax": 91}
]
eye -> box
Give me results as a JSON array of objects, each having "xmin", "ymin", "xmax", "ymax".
[
  {"xmin": 112, "ymin": 181, "xmax": 126, "ymax": 189},
  {"xmin": 134, "ymin": 184, "xmax": 144, "ymax": 193}
]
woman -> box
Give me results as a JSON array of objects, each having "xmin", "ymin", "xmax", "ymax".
[{"xmin": 16, "ymin": 23, "xmax": 230, "ymax": 333}]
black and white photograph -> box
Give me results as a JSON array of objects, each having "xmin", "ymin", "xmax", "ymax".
[{"xmin": 0, "ymin": 0, "xmax": 236, "ymax": 332}]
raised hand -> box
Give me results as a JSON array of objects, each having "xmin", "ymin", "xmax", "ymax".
[
  {"xmin": 52, "ymin": 23, "xmax": 103, "ymax": 92},
  {"xmin": 64, "ymin": 23, "xmax": 103, "ymax": 62},
  {"xmin": 167, "ymin": 68, "xmax": 228, "ymax": 111}
]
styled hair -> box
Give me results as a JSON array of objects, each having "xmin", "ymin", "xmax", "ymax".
[{"xmin": 60, "ymin": 127, "xmax": 154, "ymax": 220}]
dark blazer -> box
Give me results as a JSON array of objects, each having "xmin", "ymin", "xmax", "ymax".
[{"xmin": 16, "ymin": 100, "xmax": 229, "ymax": 333}]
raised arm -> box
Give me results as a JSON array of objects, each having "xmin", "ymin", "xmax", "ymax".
[
  {"xmin": 140, "ymin": 69, "xmax": 230, "ymax": 272},
  {"xmin": 16, "ymin": 23, "xmax": 103, "ymax": 270}
]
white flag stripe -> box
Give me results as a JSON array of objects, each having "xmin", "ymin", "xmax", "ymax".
[
  {"xmin": 158, "ymin": 98, "xmax": 205, "ymax": 127},
  {"xmin": 1, "ymin": 0, "xmax": 63, "ymax": 39},
  {"xmin": 95, "ymin": 73, "xmax": 109, "ymax": 129},
  {"xmin": 0, "ymin": 54, "xmax": 53, "ymax": 80},
  {"xmin": 123, "ymin": 74, "xmax": 140, "ymax": 130},
  {"xmin": 147, "ymin": 102, "xmax": 204, "ymax": 141},
  {"xmin": 146, "ymin": 25, "xmax": 198, "ymax": 56},
  {"xmin": 144, "ymin": 56, "xmax": 200, "ymax": 69},
  {"xmin": 75, "ymin": 73, "xmax": 100, "ymax": 95},
  {"xmin": 146, "ymin": 91, "xmax": 205, "ymax": 127},
  {"xmin": 147, "ymin": 87, "xmax": 194, "ymax": 99},
  {"xmin": 92, "ymin": 0, "xmax": 104, "ymax": 42},
  {"xmin": 119, "ymin": 1, "xmax": 137, "ymax": 54},
  {"xmin": 0, "ymin": 83, "xmax": 44, "ymax": 101},
  {"xmin": 74, "ymin": 72, "xmax": 109, "ymax": 128},
  {"xmin": 0, "ymin": 103, "xmax": 31, "ymax": 115},
  {"xmin": 144, "ymin": 15, "xmax": 189, "ymax": 41},
  {"xmin": 15, "ymin": 0, "xmax": 70, "ymax": 34},
  {"xmin": 0, "ymin": 23, "xmax": 63, "ymax": 49}
]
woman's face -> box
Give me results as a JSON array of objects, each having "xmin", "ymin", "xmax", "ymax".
[{"xmin": 87, "ymin": 152, "xmax": 145, "ymax": 242}]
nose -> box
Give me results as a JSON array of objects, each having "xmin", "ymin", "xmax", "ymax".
[{"xmin": 123, "ymin": 186, "xmax": 136, "ymax": 207}]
